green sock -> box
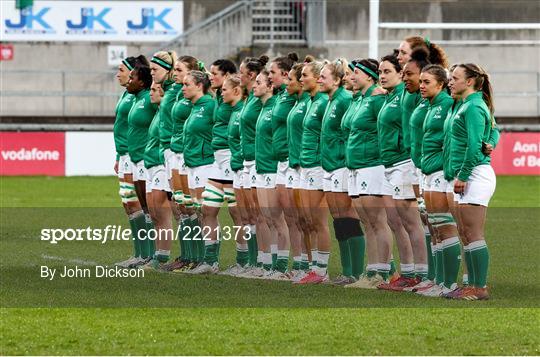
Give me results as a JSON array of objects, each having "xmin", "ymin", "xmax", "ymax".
[
  {"xmin": 292, "ymin": 257, "xmax": 301, "ymax": 271},
  {"xmin": 389, "ymin": 258, "xmax": 396, "ymax": 276},
  {"xmin": 435, "ymin": 244, "xmax": 444, "ymax": 284},
  {"xmin": 247, "ymin": 228, "xmax": 258, "ymax": 266},
  {"xmin": 316, "ymin": 251, "xmax": 329, "ymax": 274},
  {"xmin": 189, "ymin": 216, "xmax": 204, "ymax": 263},
  {"xmin": 300, "ymin": 254, "xmax": 310, "ymax": 271},
  {"xmin": 203, "ymin": 241, "xmax": 219, "ymax": 265},
  {"xmin": 464, "ymin": 245, "xmax": 475, "ymax": 286},
  {"xmin": 145, "ymin": 214, "xmax": 156, "ymax": 258},
  {"xmin": 236, "ymin": 243, "xmax": 249, "ymax": 266},
  {"xmin": 155, "ymin": 249, "xmax": 170, "ymax": 263},
  {"xmin": 137, "ymin": 214, "xmax": 151, "ymax": 258},
  {"xmin": 271, "ymin": 245, "xmax": 278, "ymax": 269},
  {"xmin": 426, "ymin": 235, "xmax": 435, "ymax": 281},
  {"xmin": 263, "ymin": 252, "xmax": 272, "ymax": 271},
  {"xmin": 442, "ymin": 237, "xmax": 461, "ymax": 289},
  {"xmin": 310, "ymin": 250, "xmax": 317, "ymax": 269},
  {"xmin": 128, "ymin": 212, "xmax": 146, "ymax": 258},
  {"xmin": 337, "ymin": 240, "xmax": 353, "ymax": 277},
  {"xmin": 470, "ymin": 240, "xmax": 489, "ymax": 288},
  {"xmin": 366, "ymin": 264, "xmax": 377, "ymax": 278},
  {"xmin": 378, "ymin": 263, "xmax": 390, "ymax": 280},
  {"xmin": 348, "ymin": 235, "xmax": 365, "ymax": 279},
  {"xmin": 275, "ymin": 250, "xmax": 289, "ymax": 273},
  {"xmin": 179, "ymin": 216, "xmax": 190, "ymax": 261}
]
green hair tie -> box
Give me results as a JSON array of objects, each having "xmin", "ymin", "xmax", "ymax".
[
  {"xmin": 151, "ymin": 56, "xmax": 173, "ymax": 71},
  {"xmin": 197, "ymin": 61, "xmax": 205, "ymax": 71},
  {"xmin": 424, "ymin": 36, "xmax": 431, "ymax": 47},
  {"xmin": 354, "ymin": 62, "xmax": 379, "ymax": 80},
  {"xmin": 122, "ymin": 59, "xmax": 133, "ymax": 71}
]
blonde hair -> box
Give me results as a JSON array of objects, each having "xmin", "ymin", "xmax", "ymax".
[
  {"xmin": 304, "ymin": 55, "xmax": 325, "ymax": 78},
  {"xmin": 152, "ymin": 50, "xmax": 177, "ymax": 81},
  {"xmin": 324, "ymin": 58, "xmax": 348, "ymax": 85}
]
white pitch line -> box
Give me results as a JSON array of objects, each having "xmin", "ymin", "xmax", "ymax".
[{"xmin": 41, "ymin": 254, "xmax": 98, "ymax": 266}]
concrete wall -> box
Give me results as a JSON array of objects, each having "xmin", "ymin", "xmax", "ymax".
[
  {"xmin": 1, "ymin": 0, "xmax": 236, "ymax": 117},
  {"xmin": 2, "ymin": 0, "xmax": 539, "ymax": 118},
  {"xmin": 323, "ymin": 0, "xmax": 540, "ymax": 118}
]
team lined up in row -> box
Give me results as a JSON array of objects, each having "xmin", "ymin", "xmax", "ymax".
[{"xmin": 113, "ymin": 35, "xmax": 498, "ymax": 300}]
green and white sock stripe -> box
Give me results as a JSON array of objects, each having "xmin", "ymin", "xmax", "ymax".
[
  {"xmin": 415, "ymin": 264, "xmax": 428, "ymax": 280},
  {"xmin": 316, "ymin": 251, "xmax": 329, "ymax": 274},
  {"xmin": 276, "ymin": 250, "xmax": 289, "ymax": 273},
  {"xmin": 257, "ymin": 250, "xmax": 264, "ymax": 267},
  {"xmin": 203, "ymin": 240, "xmax": 219, "ymax": 264},
  {"xmin": 366, "ymin": 264, "xmax": 378, "ymax": 277},
  {"xmin": 155, "ymin": 249, "xmax": 170, "ymax": 263},
  {"xmin": 118, "ymin": 182, "xmax": 138, "ymax": 203},
  {"xmin": 310, "ymin": 249, "xmax": 318, "ymax": 269},
  {"xmin": 292, "ymin": 256, "xmax": 301, "ymax": 270},
  {"xmin": 427, "ymin": 212, "xmax": 456, "ymax": 228},
  {"xmin": 400, "ymin": 263, "xmax": 415, "ymax": 278},
  {"xmin": 202, "ymin": 185, "xmax": 225, "ymax": 208},
  {"xmin": 173, "ymin": 190, "xmax": 184, "ymax": 205},
  {"xmin": 236, "ymin": 243, "xmax": 249, "ymax": 266},
  {"xmin": 377, "ymin": 263, "xmax": 390, "ymax": 279},
  {"xmin": 300, "ymin": 253, "xmax": 309, "ymax": 268},
  {"xmin": 262, "ymin": 252, "xmax": 272, "ymax": 271},
  {"xmin": 223, "ymin": 187, "xmax": 236, "ymax": 207}
]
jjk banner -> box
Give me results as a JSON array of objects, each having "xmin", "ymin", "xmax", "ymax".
[{"xmin": 1, "ymin": 0, "xmax": 183, "ymax": 42}]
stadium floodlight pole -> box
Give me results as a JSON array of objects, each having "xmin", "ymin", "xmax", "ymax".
[{"xmin": 369, "ymin": 0, "xmax": 379, "ymax": 59}]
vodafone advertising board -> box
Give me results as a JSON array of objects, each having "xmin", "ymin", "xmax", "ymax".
[
  {"xmin": 0, "ymin": 131, "xmax": 538, "ymax": 176},
  {"xmin": 0, "ymin": 132, "xmax": 65, "ymax": 175}
]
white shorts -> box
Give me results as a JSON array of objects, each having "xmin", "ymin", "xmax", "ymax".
[
  {"xmin": 146, "ymin": 165, "xmax": 171, "ymax": 192},
  {"xmin": 210, "ymin": 149, "xmax": 233, "ymax": 181},
  {"xmin": 242, "ymin": 160, "xmax": 256, "ymax": 188},
  {"xmin": 412, "ymin": 167, "xmax": 421, "ymax": 187},
  {"xmin": 133, "ymin": 161, "xmax": 147, "ymax": 182},
  {"xmin": 254, "ymin": 173, "xmax": 277, "ymax": 189},
  {"xmin": 300, "ymin": 166, "xmax": 323, "ymax": 190},
  {"xmin": 163, "ymin": 149, "xmax": 175, "ymax": 180},
  {"xmin": 118, "ymin": 154, "xmax": 134, "ymax": 179},
  {"xmin": 349, "ymin": 165, "xmax": 385, "ymax": 196},
  {"xmin": 323, "ymin": 167, "xmax": 349, "ymax": 193},
  {"xmin": 445, "ymin": 178, "xmax": 460, "ymax": 202},
  {"xmin": 276, "ymin": 160, "xmax": 289, "ymax": 186},
  {"xmin": 187, "ymin": 164, "xmax": 215, "ymax": 189},
  {"xmin": 423, "ymin": 170, "xmax": 447, "ymax": 193},
  {"xmin": 382, "ymin": 159, "xmax": 416, "ymax": 200},
  {"xmin": 285, "ymin": 166, "xmax": 301, "ymax": 189},
  {"xmin": 233, "ymin": 169, "xmax": 244, "ymax": 190},
  {"xmin": 171, "ymin": 152, "xmax": 188, "ymax": 175},
  {"xmin": 458, "ymin": 165, "xmax": 496, "ymax": 207}
]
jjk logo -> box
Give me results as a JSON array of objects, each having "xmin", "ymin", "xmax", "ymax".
[
  {"xmin": 66, "ymin": 8, "xmax": 113, "ymax": 30},
  {"xmin": 5, "ymin": 7, "xmax": 52, "ymax": 30},
  {"xmin": 128, "ymin": 8, "xmax": 173, "ymax": 30}
]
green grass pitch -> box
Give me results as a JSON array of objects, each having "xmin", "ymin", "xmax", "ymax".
[{"xmin": 1, "ymin": 175, "xmax": 539, "ymax": 355}]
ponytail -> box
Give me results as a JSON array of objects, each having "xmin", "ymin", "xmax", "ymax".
[{"xmin": 458, "ymin": 63, "xmax": 494, "ymax": 116}]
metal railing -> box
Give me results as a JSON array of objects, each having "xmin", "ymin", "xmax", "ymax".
[
  {"xmin": 154, "ymin": 0, "xmax": 253, "ymax": 61},
  {"xmin": 1, "ymin": 69, "xmax": 538, "ymax": 118},
  {"xmin": 252, "ymin": 0, "xmax": 307, "ymax": 46},
  {"xmin": 1, "ymin": 69, "xmax": 120, "ymax": 117}
]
